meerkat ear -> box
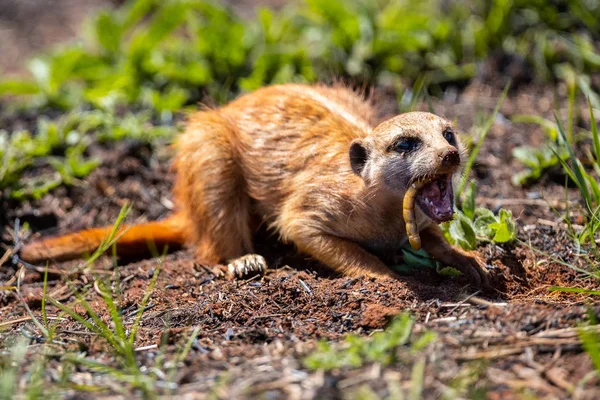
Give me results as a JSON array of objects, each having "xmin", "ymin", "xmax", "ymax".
[{"xmin": 349, "ymin": 139, "xmax": 369, "ymax": 176}]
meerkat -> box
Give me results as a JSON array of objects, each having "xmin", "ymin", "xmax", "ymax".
[{"xmin": 19, "ymin": 84, "xmax": 490, "ymax": 288}]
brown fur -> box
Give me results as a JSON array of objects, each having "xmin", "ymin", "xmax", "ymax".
[{"xmin": 20, "ymin": 83, "xmax": 489, "ymax": 288}]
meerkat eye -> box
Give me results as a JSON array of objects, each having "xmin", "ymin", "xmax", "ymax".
[
  {"xmin": 392, "ymin": 137, "xmax": 420, "ymax": 153},
  {"xmin": 443, "ymin": 128, "xmax": 456, "ymax": 146}
]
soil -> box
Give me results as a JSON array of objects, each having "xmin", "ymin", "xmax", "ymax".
[{"xmin": 1, "ymin": 1, "xmax": 600, "ymax": 399}]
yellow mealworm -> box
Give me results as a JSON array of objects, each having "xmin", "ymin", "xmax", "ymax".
[{"xmin": 403, "ymin": 178, "xmax": 433, "ymax": 250}]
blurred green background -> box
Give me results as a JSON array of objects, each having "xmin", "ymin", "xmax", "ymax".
[{"xmin": 1, "ymin": 0, "xmax": 599, "ymax": 202}]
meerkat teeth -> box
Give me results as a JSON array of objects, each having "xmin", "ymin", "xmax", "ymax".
[{"xmin": 403, "ymin": 177, "xmax": 434, "ymax": 251}]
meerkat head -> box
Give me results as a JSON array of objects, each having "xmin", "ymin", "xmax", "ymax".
[{"xmin": 349, "ymin": 111, "xmax": 465, "ymax": 223}]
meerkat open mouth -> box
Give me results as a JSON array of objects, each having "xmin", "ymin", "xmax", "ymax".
[{"xmin": 415, "ymin": 175, "xmax": 455, "ymax": 223}]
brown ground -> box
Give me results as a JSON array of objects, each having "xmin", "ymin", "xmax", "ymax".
[{"xmin": 1, "ymin": 1, "xmax": 600, "ymax": 399}]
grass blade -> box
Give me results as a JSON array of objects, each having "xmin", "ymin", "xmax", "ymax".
[
  {"xmin": 590, "ymin": 99, "xmax": 600, "ymax": 169},
  {"xmin": 458, "ymin": 80, "xmax": 510, "ymax": 198},
  {"xmin": 548, "ymin": 287, "xmax": 600, "ymax": 295},
  {"xmin": 178, "ymin": 326, "xmax": 201, "ymax": 363},
  {"xmin": 128, "ymin": 265, "xmax": 161, "ymax": 346},
  {"xmin": 555, "ymin": 113, "xmax": 592, "ymax": 213},
  {"xmin": 46, "ymin": 295, "xmax": 122, "ymax": 354}
]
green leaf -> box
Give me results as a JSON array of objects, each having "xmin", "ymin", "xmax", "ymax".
[
  {"xmin": 122, "ymin": 0, "xmax": 156, "ymax": 32},
  {"xmin": 511, "ymin": 169, "xmax": 537, "ymax": 186},
  {"xmin": 462, "ymin": 180, "xmax": 477, "ymax": 220},
  {"xmin": 473, "ymin": 208, "xmax": 497, "ymax": 239},
  {"xmin": 585, "ymin": 174, "xmax": 600, "ymax": 207},
  {"xmin": 10, "ymin": 176, "xmax": 63, "ymax": 200},
  {"xmin": 28, "ymin": 58, "xmax": 51, "ymax": 93},
  {"xmin": 95, "ymin": 12, "xmax": 123, "ymax": 53},
  {"xmin": 128, "ymin": 1, "xmax": 189, "ymax": 62},
  {"xmin": 589, "ymin": 99, "xmax": 600, "ymax": 171},
  {"xmin": 0, "ymin": 80, "xmax": 40, "ymax": 96},
  {"xmin": 448, "ymin": 213, "xmax": 477, "ymax": 250},
  {"xmin": 512, "ymin": 146, "xmax": 541, "ymax": 168},
  {"xmin": 489, "ymin": 209, "xmax": 516, "ymax": 243}
]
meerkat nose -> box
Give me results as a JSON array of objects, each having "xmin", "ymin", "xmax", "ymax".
[{"xmin": 440, "ymin": 148, "xmax": 460, "ymax": 167}]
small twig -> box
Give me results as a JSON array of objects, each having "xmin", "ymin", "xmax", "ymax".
[
  {"xmin": 465, "ymin": 296, "xmax": 507, "ymax": 308},
  {"xmin": 457, "ymin": 347, "xmax": 527, "ymax": 361},
  {"xmin": 0, "ymin": 316, "xmax": 62, "ymax": 329},
  {"xmin": 535, "ymin": 218, "xmax": 585, "ymax": 231},
  {"xmin": 544, "ymin": 368, "xmax": 576, "ymax": 392},
  {"xmin": 447, "ymin": 290, "xmax": 481, "ymax": 314},
  {"xmin": 429, "ymin": 316, "xmax": 458, "ymax": 323},
  {"xmin": 0, "ymin": 248, "xmax": 13, "ymax": 269},
  {"xmin": 252, "ymin": 314, "xmax": 284, "ymax": 320},
  {"xmin": 125, "ymin": 303, "xmax": 156, "ymax": 318},
  {"xmin": 0, "ymin": 316, "xmax": 35, "ymax": 327},
  {"xmin": 298, "ymin": 279, "xmax": 313, "ymax": 296},
  {"xmin": 55, "ymin": 330, "xmax": 98, "ymax": 336},
  {"xmin": 242, "ymin": 273, "xmax": 261, "ymax": 285},
  {"xmin": 477, "ymin": 197, "xmax": 575, "ymax": 208},
  {"xmin": 340, "ymin": 275, "xmax": 363, "ymax": 289},
  {"xmin": 439, "ymin": 303, "xmax": 471, "ymax": 308},
  {"xmin": 135, "ymin": 344, "xmax": 158, "ymax": 352},
  {"xmin": 534, "ymin": 324, "xmax": 600, "ymax": 339}
]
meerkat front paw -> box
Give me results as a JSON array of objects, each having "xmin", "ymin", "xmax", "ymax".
[
  {"xmin": 453, "ymin": 251, "xmax": 491, "ymax": 290},
  {"xmin": 227, "ymin": 254, "xmax": 267, "ymax": 279}
]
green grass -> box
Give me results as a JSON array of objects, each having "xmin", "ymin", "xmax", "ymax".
[
  {"xmin": 1, "ymin": 206, "xmax": 202, "ymax": 398},
  {"xmin": 1, "ymin": 259, "xmax": 199, "ymax": 398},
  {"xmin": 304, "ymin": 314, "xmax": 435, "ymax": 398},
  {"xmin": 2, "ymin": 0, "xmax": 600, "ymax": 112},
  {"xmin": 304, "ymin": 313, "xmax": 487, "ymax": 398},
  {"xmin": 509, "ymin": 74, "xmax": 600, "ymax": 255},
  {"xmin": 304, "ymin": 313, "xmax": 433, "ymax": 370},
  {"xmin": 1, "ymin": 0, "xmax": 600, "ymax": 112},
  {"xmin": 554, "ymin": 101, "xmax": 600, "ymax": 247},
  {"xmin": 514, "ymin": 87, "xmax": 600, "ymax": 249},
  {"xmin": 0, "ymin": 108, "xmax": 175, "ymax": 200}
]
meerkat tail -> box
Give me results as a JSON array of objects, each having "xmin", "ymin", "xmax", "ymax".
[
  {"xmin": 402, "ymin": 178, "xmax": 432, "ymax": 251},
  {"xmin": 19, "ymin": 213, "xmax": 187, "ymax": 263}
]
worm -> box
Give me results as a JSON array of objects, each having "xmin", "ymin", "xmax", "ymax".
[{"xmin": 402, "ymin": 178, "xmax": 433, "ymax": 251}]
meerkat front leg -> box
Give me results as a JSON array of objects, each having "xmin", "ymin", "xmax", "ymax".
[
  {"xmin": 290, "ymin": 231, "xmax": 401, "ymax": 280},
  {"xmin": 419, "ymin": 224, "xmax": 490, "ymax": 289},
  {"xmin": 226, "ymin": 254, "xmax": 267, "ymax": 279}
]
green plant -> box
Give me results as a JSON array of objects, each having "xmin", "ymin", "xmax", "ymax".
[
  {"xmin": 2, "ymin": 0, "xmax": 600, "ymax": 114},
  {"xmin": 0, "ymin": 337, "xmax": 29, "ymax": 400},
  {"xmin": 443, "ymin": 183, "xmax": 517, "ymax": 251},
  {"xmin": 553, "ymin": 99, "xmax": 600, "ymax": 246},
  {"xmin": 0, "ymin": 113, "xmax": 99, "ymax": 200},
  {"xmin": 578, "ymin": 311, "xmax": 600, "ymax": 378},
  {"xmin": 511, "ymin": 144, "xmax": 569, "ymax": 186},
  {"xmin": 0, "ymin": 108, "xmax": 175, "ymax": 201},
  {"xmin": 510, "ymin": 112, "xmax": 570, "ymax": 187},
  {"xmin": 304, "ymin": 313, "xmax": 435, "ymax": 370},
  {"xmin": 2, "ymin": 206, "xmax": 207, "ymax": 397}
]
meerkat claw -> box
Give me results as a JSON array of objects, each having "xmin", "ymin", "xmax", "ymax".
[{"xmin": 227, "ymin": 254, "xmax": 267, "ymax": 279}]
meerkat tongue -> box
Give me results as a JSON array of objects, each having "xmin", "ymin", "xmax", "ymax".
[{"xmin": 416, "ymin": 175, "xmax": 454, "ymax": 222}]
